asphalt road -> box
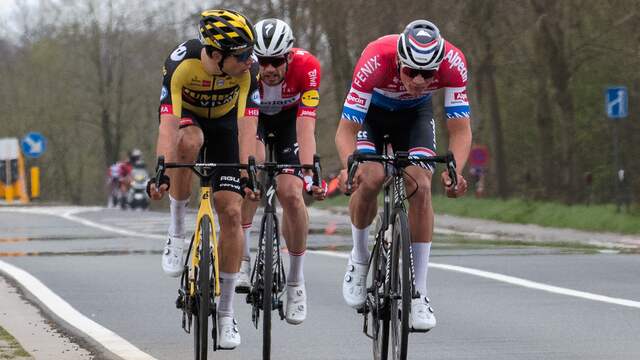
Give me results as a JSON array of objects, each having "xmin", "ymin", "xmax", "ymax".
[{"xmin": 1, "ymin": 207, "xmax": 639, "ymax": 360}]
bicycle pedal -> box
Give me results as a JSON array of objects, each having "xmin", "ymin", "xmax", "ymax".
[{"xmin": 175, "ymin": 295, "xmax": 185, "ymax": 310}]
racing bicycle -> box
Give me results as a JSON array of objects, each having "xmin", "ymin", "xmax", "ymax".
[
  {"xmin": 345, "ymin": 136, "xmax": 457, "ymax": 360},
  {"xmin": 244, "ymin": 133, "xmax": 322, "ymax": 360},
  {"xmin": 154, "ymin": 155, "xmax": 256, "ymax": 360}
]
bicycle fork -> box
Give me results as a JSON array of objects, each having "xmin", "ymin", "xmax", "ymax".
[{"xmin": 362, "ymin": 227, "xmax": 392, "ymax": 339}]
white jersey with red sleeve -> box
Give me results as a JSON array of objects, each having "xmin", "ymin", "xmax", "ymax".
[
  {"xmin": 259, "ymin": 48, "xmax": 321, "ymax": 118},
  {"xmin": 341, "ymin": 35, "xmax": 470, "ymax": 124}
]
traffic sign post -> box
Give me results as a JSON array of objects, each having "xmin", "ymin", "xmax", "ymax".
[
  {"xmin": 469, "ymin": 145, "xmax": 490, "ymax": 169},
  {"xmin": 469, "ymin": 144, "xmax": 490, "ymax": 198},
  {"xmin": 20, "ymin": 132, "xmax": 47, "ymax": 159},
  {"xmin": 605, "ymin": 86, "xmax": 629, "ymax": 212},
  {"xmin": 605, "ymin": 86, "xmax": 628, "ymax": 119}
]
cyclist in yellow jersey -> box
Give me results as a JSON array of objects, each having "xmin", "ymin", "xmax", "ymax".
[{"xmin": 147, "ymin": 9, "xmax": 259, "ymax": 349}]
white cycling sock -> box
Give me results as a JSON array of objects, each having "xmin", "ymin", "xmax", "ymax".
[
  {"xmin": 218, "ymin": 272, "xmax": 238, "ymax": 318},
  {"xmin": 242, "ymin": 223, "xmax": 252, "ymax": 259},
  {"xmin": 287, "ymin": 250, "xmax": 305, "ymax": 286},
  {"xmin": 412, "ymin": 242, "xmax": 431, "ymax": 298},
  {"xmin": 168, "ymin": 195, "xmax": 188, "ymax": 238},
  {"xmin": 351, "ymin": 224, "xmax": 370, "ymax": 264}
]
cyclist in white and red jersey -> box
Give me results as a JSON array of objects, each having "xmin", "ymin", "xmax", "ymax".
[
  {"xmin": 335, "ymin": 20, "xmax": 472, "ymax": 331},
  {"xmin": 238, "ymin": 18, "xmax": 327, "ymax": 325}
]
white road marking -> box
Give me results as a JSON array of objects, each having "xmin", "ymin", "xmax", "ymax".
[
  {"xmin": 62, "ymin": 210, "xmax": 165, "ymax": 240},
  {"xmin": 2, "ymin": 205, "xmax": 639, "ymax": 360},
  {"xmin": 0, "ymin": 206, "xmax": 164, "ymax": 240},
  {"xmin": 0, "ymin": 260, "xmax": 157, "ymax": 360},
  {"xmin": 310, "ymin": 250, "xmax": 640, "ymax": 309}
]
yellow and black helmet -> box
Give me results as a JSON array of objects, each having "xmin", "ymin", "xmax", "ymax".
[{"xmin": 199, "ymin": 9, "xmax": 255, "ymax": 52}]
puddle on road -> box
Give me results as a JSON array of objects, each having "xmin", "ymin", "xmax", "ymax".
[
  {"xmin": 0, "ymin": 235, "xmax": 120, "ymax": 243},
  {"xmin": 304, "ymin": 233, "xmax": 629, "ymax": 256},
  {"xmin": 0, "ymin": 238, "xmax": 29, "ymax": 243},
  {"xmin": 0, "ymin": 249, "xmax": 162, "ymax": 257},
  {"xmin": 1, "ymin": 232, "xmax": 633, "ymax": 257}
]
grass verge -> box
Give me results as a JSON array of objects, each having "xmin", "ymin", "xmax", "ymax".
[{"xmin": 0, "ymin": 326, "xmax": 30, "ymax": 359}]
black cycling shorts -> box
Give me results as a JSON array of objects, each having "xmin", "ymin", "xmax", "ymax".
[
  {"xmin": 258, "ymin": 107, "xmax": 303, "ymax": 179},
  {"xmin": 179, "ymin": 108, "xmax": 243, "ymax": 195},
  {"xmin": 356, "ymin": 99, "xmax": 436, "ymax": 172}
]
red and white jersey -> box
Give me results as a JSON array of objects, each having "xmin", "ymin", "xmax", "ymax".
[
  {"xmin": 259, "ymin": 48, "xmax": 321, "ymax": 118},
  {"xmin": 342, "ymin": 35, "xmax": 470, "ymax": 124},
  {"xmin": 108, "ymin": 162, "xmax": 132, "ymax": 179}
]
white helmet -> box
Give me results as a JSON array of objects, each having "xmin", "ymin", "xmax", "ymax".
[
  {"xmin": 397, "ymin": 20, "xmax": 445, "ymax": 70},
  {"xmin": 254, "ymin": 18, "xmax": 295, "ymax": 57}
]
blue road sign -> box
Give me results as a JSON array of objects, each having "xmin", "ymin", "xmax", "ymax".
[
  {"xmin": 605, "ymin": 86, "xmax": 628, "ymax": 119},
  {"xmin": 20, "ymin": 132, "xmax": 47, "ymax": 158}
]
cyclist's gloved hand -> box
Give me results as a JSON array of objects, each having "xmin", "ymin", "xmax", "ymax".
[
  {"xmin": 146, "ymin": 174, "xmax": 170, "ymax": 200},
  {"xmin": 303, "ymin": 175, "xmax": 328, "ymax": 200},
  {"xmin": 240, "ymin": 176, "xmax": 262, "ymax": 201}
]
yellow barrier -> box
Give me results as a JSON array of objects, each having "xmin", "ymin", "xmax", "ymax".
[
  {"xmin": 17, "ymin": 153, "xmax": 28, "ymax": 203},
  {"xmin": 1, "ymin": 138, "xmax": 30, "ymax": 203},
  {"xmin": 4, "ymin": 182, "xmax": 14, "ymax": 203},
  {"xmin": 30, "ymin": 166, "xmax": 40, "ymax": 199}
]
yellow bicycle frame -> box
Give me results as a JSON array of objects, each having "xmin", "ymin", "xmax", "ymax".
[{"xmin": 189, "ymin": 186, "xmax": 221, "ymax": 297}]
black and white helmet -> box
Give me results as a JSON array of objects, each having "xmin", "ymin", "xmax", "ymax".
[
  {"xmin": 254, "ymin": 18, "xmax": 295, "ymax": 57},
  {"xmin": 397, "ymin": 20, "xmax": 445, "ymax": 70}
]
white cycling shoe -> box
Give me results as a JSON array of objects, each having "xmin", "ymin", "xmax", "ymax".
[
  {"xmin": 285, "ymin": 284, "xmax": 307, "ymax": 325},
  {"xmin": 235, "ymin": 257, "xmax": 251, "ymax": 293},
  {"xmin": 162, "ymin": 235, "xmax": 185, "ymax": 277},
  {"xmin": 342, "ymin": 254, "xmax": 368, "ymax": 309},
  {"xmin": 410, "ymin": 296, "xmax": 436, "ymax": 331},
  {"xmin": 218, "ymin": 316, "xmax": 241, "ymax": 349}
]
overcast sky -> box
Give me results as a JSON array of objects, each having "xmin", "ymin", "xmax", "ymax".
[{"xmin": 0, "ymin": 0, "xmax": 205, "ymax": 42}]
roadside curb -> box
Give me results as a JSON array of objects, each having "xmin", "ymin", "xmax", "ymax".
[{"xmin": 0, "ymin": 273, "xmax": 93, "ymax": 360}]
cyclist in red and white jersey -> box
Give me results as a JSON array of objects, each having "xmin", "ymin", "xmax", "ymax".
[
  {"xmin": 238, "ymin": 18, "xmax": 327, "ymax": 325},
  {"xmin": 335, "ymin": 20, "xmax": 472, "ymax": 331}
]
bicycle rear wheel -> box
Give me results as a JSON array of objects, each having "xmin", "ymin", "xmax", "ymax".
[
  {"xmin": 390, "ymin": 211, "xmax": 411, "ymax": 360},
  {"xmin": 262, "ymin": 214, "xmax": 275, "ymax": 360},
  {"xmin": 194, "ymin": 215, "xmax": 212, "ymax": 360},
  {"xmin": 371, "ymin": 235, "xmax": 391, "ymax": 360}
]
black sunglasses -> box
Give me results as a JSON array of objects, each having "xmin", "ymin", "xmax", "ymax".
[
  {"xmin": 229, "ymin": 48, "xmax": 254, "ymax": 62},
  {"xmin": 401, "ymin": 66, "xmax": 437, "ymax": 79},
  {"xmin": 258, "ymin": 56, "xmax": 287, "ymax": 67}
]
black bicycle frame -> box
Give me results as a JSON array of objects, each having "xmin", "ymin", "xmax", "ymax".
[{"xmin": 345, "ymin": 136, "xmax": 458, "ymax": 334}]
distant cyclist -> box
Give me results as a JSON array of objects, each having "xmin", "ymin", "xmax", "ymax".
[
  {"xmin": 237, "ymin": 18, "xmax": 327, "ymax": 325},
  {"xmin": 146, "ymin": 9, "xmax": 259, "ymax": 349},
  {"xmin": 335, "ymin": 20, "xmax": 471, "ymax": 331},
  {"xmin": 107, "ymin": 153, "xmax": 133, "ymax": 208}
]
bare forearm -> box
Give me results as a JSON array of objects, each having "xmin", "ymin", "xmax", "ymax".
[
  {"xmin": 296, "ymin": 116, "xmax": 316, "ymax": 165},
  {"xmin": 335, "ymin": 118, "xmax": 360, "ymax": 168},
  {"xmin": 156, "ymin": 115, "xmax": 179, "ymax": 162},
  {"xmin": 447, "ymin": 117, "xmax": 472, "ymax": 171}
]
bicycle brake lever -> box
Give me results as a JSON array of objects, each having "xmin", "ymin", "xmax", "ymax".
[
  {"xmin": 345, "ymin": 154, "xmax": 355, "ymax": 196},
  {"xmin": 445, "ymin": 151, "xmax": 458, "ymax": 188},
  {"xmin": 155, "ymin": 156, "xmax": 166, "ymax": 189},
  {"xmin": 248, "ymin": 156, "xmax": 258, "ymax": 193},
  {"xmin": 312, "ymin": 154, "xmax": 321, "ymax": 187}
]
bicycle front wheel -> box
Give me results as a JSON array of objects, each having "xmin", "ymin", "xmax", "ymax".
[
  {"xmin": 262, "ymin": 214, "xmax": 275, "ymax": 360},
  {"xmin": 390, "ymin": 211, "xmax": 411, "ymax": 360},
  {"xmin": 194, "ymin": 215, "xmax": 212, "ymax": 360},
  {"xmin": 371, "ymin": 233, "xmax": 390, "ymax": 360}
]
